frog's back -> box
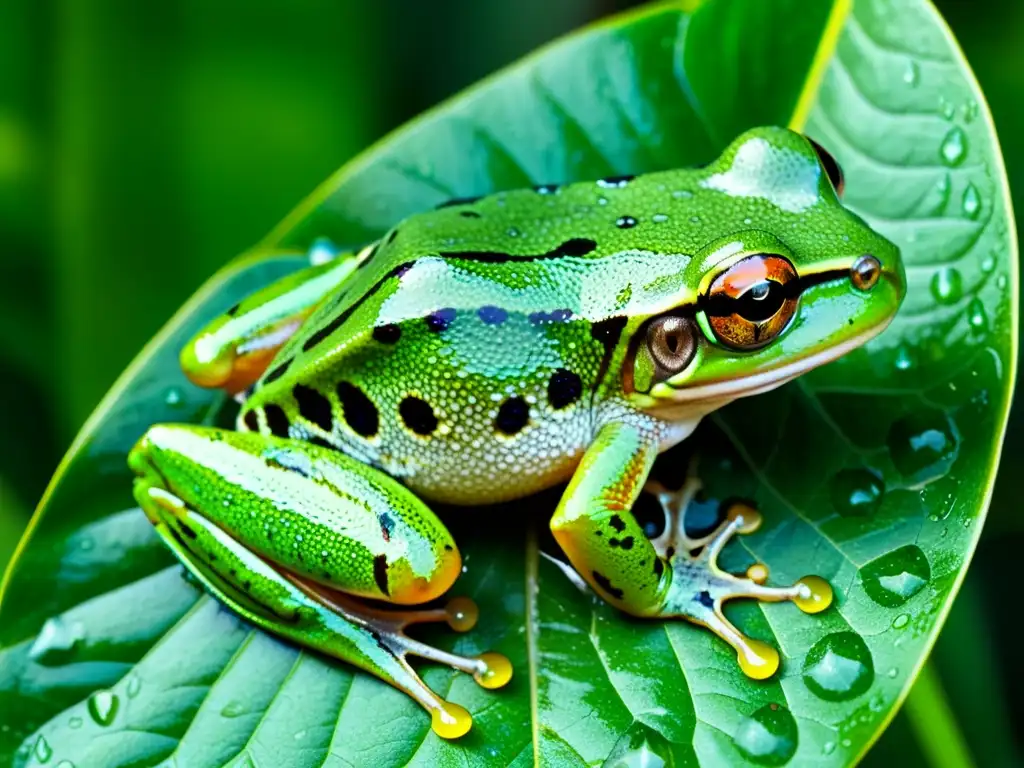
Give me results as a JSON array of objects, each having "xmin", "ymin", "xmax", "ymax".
[{"xmin": 242, "ymin": 172, "xmax": 701, "ymax": 503}]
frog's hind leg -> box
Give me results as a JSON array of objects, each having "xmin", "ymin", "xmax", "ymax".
[
  {"xmin": 181, "ymin": 238, "xmax": 368, "ymax": 395},
  {"xmin": 130, "ymin": 424, "xmax": 510, "ymax": 738},
  {"xmin": 550, "ymin": 422, "xmax": 834, "ymax": 681}
]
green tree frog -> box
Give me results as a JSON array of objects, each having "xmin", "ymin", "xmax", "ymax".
[{"xmin": 128, "ymin": 127, "xmax": 905, "ymax": 739}]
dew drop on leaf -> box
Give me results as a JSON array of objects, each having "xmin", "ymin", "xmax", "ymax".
[
  {"xmin": 28, "ymin": 617, "xmax": 85, "ymax": 665},
  {"xmin": 802, "ymin": 631, "xmax": 875, "ymax": 701},
  {"xmin": 961, "ymin": 183, "xmax": 981, "ymax": 219},
  {"xmin": 892, "ymin": 613, "xmax": 911, "ymax": 630},
  {"xmin": 34, "ymin": 734, "xmax": 52, "ymax": 763},
  {"xmin": 930, "ymin": 267, "xmax": 963, "ymax": 304},
  {"xmin": 903, "ymin": 60, "xmax": 919, "ymax": 85},
  {"xmin": 967, "ymin": 298, "xmax": 988, "ymax": 334},
  {"xmin": 68, "ymin": 716, "xmax": 82, "ymax": 729},
  {"xmin": 87, "ymin": 690, "xmax": 119, "ymax": 727},
  {"xmin": 732, "ymin": 704, "xmax": 798, "ymax": 766},
  {"xmin": 887, "ymin": 408, "xmax": 959, "ymax": 486},
  {"xmin": 126, "ymin": 674, "xmax": 142, "ymax": 698},
  {"xmin": 220, "ymin": 701, "xmax": 246, "ymax": 718},
  {"xmin": 829, "ymin": 469, "xmax": 884, "ymax": 517},
  {"xmin": 604, "ymin": 722, "xmax": 673, "ymax": 767},
  {"xmin": 894, "ymin": 345, "xmax": 914, "ymax": 371},
  {"xmin": 939, "ymin": 127, "xmax": 967, "ymax": 166},
  {"xmin": 860, "ymin": 545, "xmax": 931, "ymax": 608}
]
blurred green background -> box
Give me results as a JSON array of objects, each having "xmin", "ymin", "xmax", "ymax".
[{"xmin": 0, "ymin": 1, "xmax": 1019, "ymax": 765}]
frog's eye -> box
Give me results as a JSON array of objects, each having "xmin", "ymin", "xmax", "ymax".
[
  {"xmin": 808, "ymin": 137, "xmax": 844, "ymax": 197},
  {"xmin": 646, "ymin": 315, "xmax": 697, "ymax": 377},
  {"xmin": 704, "ymin": 254, "xmax": 799, "ymax": 350}
]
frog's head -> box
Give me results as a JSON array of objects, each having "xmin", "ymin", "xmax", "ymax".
[{"xmin": 623, "ymin": 126, "xmax": 906, "ymax": 417}]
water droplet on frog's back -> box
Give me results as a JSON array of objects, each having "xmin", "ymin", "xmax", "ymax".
[
  {"xmin": 860, "ymin": 545, "xmax": 931, "ymax": 608},
  {"xmin": 940, "ymin": 127, "xmax": 967, "ymax": 166},
  {"xmin": 732, "ymin": 704, "xmax": 798, "ymax": 765},
  {"xmin": 802, "ymin": 631, "xmax": 875, "ymax": 701}
]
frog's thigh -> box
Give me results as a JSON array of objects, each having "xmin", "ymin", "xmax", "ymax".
[
  {"xmin": 130, "ymin": 424, "xmax": 510, "ymax": 738},
  {"xmin": 129, "ymin": 424, "xmax": 461, "ymax": 605},
  {"xmin": 181, "ymin": 247, "xmax": 361, "ymax": 394}
]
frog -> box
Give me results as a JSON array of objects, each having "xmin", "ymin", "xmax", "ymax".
[{"xmin": 128, "ymin": 126, "xmax": 905, "ymax": 739}]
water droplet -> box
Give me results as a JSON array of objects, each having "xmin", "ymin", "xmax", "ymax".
[
  {"xmin": 829, "ymin": 469, "xmax": 884, "ymax": 517},
  {"xmin": 887, "ymin": 408, "xmax": 959, "ymax": 486},
  {"xmin": 963, "ymin": 99, "xmax": 979, "ymax": 123},
  {"xmin": 294, "ymin": 729, "xmax": 308, "ymax": 740},
  {"xmin": 733, "ymin": 704, "xmax": 798, "ymax": 765},
  {"xmin": 930, "ymin": 267, "xmax": 963, "ymax": 304},
  {"xmin": 903, "ymin": 61, "xmax": 919, "ymax": 86},
  {"xmin": 597, "ymin": 196, "xmax": 608, "ymax": 206},
  {"xmin": 672, "ymin": 190, "xmax": 693, "ymax": 199},
  {"xmin": 861, "ymin": 545, "xmax": 931, "ymax": 607},
  {"xmin": 887, "ymin": 667, "xmax": 899, "ymax": 678},
  {"xmin": 126, "ymin": 674, "xmax": 142, "ymax": 698},
  {"xmin": 802, "ymin": 631, "xmax": 875, "ymax": 701},
  {"xmin": 652, "ymin": 213, "xmax": 669, "ymax": 223},
  {"xmin": 689, "ymin": 215, "xmax": 701, "ymax": 225},
  {"xmin": 56, "ymin": 761, "xmax": 75, "ymax": 768},
  {"xmin": 940, "ymin": 128, "xmax": 967, "ymax": 166},
  {"xmin": 939, "ymin": 98, "xmax": 955, "ymax": 121},
  {"xmin": 967, "ymin": 298, "xmax": 988, "ymax": 334},
  {"xmin": 87, "ymin": 689, "xmax": 119, "ymax": 726},
  {"xmin": 221, "ymin": 701, "xmax": 246, "ymax": 718},
  {"xmin": 823, "ymin": 741, "xmax": 836, "ymax": 755},
  {"xmin": 506, "ymin": 227, "xmax": 520, "ymax": 238},
  {"xmin": 894, "ymin": 346, "xmax": 914, "ymax": 371},
  {"xmin": 998, "ymin": 274, "xmax": 1008, "ymax": 290},
  {"xmin": 68, "ymin": 716, "xmax": 82, "ymax": 729},
  {"xmin": 164, "ymin": 388, "xmax": 183, "ymax": 407},
  {"xmin": 892, "ymin": 613, "xmax": 910, "ymax": 629},
  {"xmin": 981, "ymin": 253, "xmax": 996, "ymax": 273},
  {"xmin": 962, "ymin": 183, "xmax": 981, "ymax": 219},
  {"xmin": 28, "ymin": 617, "xmax": 86, "ymax": 665},
  {"xmin": 34, "ymin": 734, "xmax": 52, "ymax": 763}
]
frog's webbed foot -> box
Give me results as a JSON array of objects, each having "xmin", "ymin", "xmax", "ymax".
[
  {"xmin": 284, "ymin": 574, "xmax": 512, "ymax": 738},
  {"xmin": 643, "ymin": 473, "xmax": 833, "ymax": 679}
]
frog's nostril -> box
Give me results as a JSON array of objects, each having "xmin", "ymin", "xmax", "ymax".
[{"xmin": 851, "ymin": 254, "xmax": 881, "ymax": 292}]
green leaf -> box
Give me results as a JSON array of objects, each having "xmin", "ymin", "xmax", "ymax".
[{"xmin": 1, "ymin": 0, "xmax": 1015, "ymax": 765}]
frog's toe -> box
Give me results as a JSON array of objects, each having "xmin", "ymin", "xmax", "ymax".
[
  {"xmin": 287, "ymin": 577, "xmax": 512, "ymax": 737},
  {"xmin": 657, "ymin": 505, "xmax": 833, "ymax": 680}
]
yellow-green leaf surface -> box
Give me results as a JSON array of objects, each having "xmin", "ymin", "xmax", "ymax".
[{"xmin": 0, "ymin": 1, "xmax": 1015, "ymax": 765}]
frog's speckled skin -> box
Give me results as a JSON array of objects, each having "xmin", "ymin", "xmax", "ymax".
[{"xmin": 129, "ymin": 127, "xmax": 905, "ymax": 737}]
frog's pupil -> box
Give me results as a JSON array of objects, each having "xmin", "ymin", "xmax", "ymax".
[{"xmin": 734, "ymin": 281, "xmax": 785, "ymax": 322}]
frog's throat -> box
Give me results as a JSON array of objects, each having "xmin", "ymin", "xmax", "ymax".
[{"xmin": 656, "ymin": 314, "xmax": 894, "ymax": 407}]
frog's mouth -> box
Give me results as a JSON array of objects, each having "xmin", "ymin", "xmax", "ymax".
[{"xmin": 647, "ymin": 314, "xmax": 894, "ymax": 415}]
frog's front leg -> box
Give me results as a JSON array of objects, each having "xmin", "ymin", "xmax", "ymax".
[
  {"xmin": 550, "ymin": 421, "xmax": 832, "ymax": 680},
  {"xmin": 180, "ymin": 239, "xmax": 362, "ymax": 395},
  {"xmin": 128, "ymin": 424, "xmax": 511, "ymax": 739}
]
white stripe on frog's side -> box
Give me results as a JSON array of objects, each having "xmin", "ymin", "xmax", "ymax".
[{"xmin": 374, "ymin": 250, "xmax": 696, "ymax": 329}]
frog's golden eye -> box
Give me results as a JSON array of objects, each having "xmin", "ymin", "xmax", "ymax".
[
  {"xmin": 646, "ymin": 315, "xmax": 697, "ymax": 377},
  {"xmin": 808, "ymin": 137, "xmax": 844, "ymax": 197},
  {"xmin": 704, "ymin": 254, "xmax": 799, "ymax": 350}
]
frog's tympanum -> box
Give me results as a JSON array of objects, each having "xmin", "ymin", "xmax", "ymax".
[{"xmin": 129, "ymin": 127, "xmax": 905, "ymax": 738}]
